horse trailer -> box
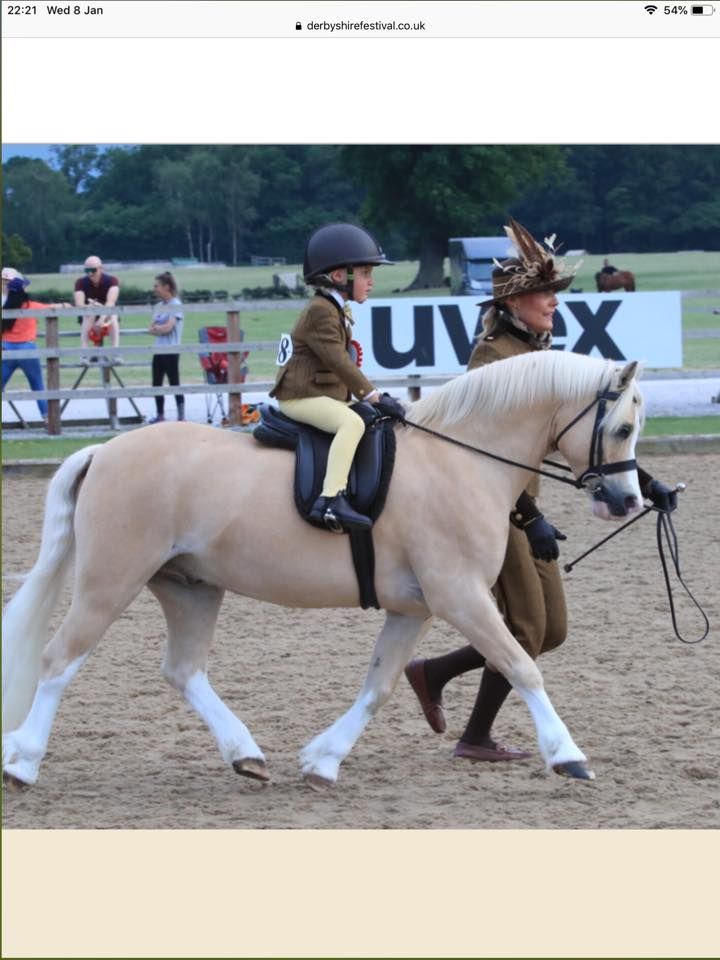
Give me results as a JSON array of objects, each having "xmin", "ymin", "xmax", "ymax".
[{"xmin": 448, "ymin": 236, "xmax": 516, "ymax": 296}]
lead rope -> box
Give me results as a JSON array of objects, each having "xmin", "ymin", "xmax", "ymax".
[
  {"xmin": 655, "ymin": 509, "xmax": 710, "ymax": 644},
  {"xmin": 563, "ymin": 490, "xmax": 709, "ymax": 644}
]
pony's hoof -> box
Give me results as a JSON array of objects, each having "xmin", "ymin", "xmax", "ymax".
[
  {"xmin": 553, "ymin": 761, "xmax": 595, "ymax": 781},
  {"xmin": 232, "ymin": 758, "xmax": 270, "ymax": 782},
  {"xmin": 3, "ymin": 770, "xmax": 31, "ymax": 791},
  {"xmin": 303, "ymin": 772, "xmax": 335, "ymax": 792}
]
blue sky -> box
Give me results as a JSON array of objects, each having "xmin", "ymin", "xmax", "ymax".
[
  {"xmin": 2, "ymin": 144, "xmax": 128, "ymax": 164},
  {"xmin": 2, "ymin": 144, "xmax": 56, "ymax": 163}
]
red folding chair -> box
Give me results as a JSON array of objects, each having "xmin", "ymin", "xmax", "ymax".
[{"xmin": 198, "ymin": 326, "xmax": 253, "ymax": 425}]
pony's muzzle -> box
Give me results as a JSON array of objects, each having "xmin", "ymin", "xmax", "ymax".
[{"xmin": 589, "ymin": 480, "xmax": 641, "ymax": 519}]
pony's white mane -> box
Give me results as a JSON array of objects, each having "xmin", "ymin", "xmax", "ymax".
[{"xmin": 409, "ymin": 351, "xmax": 643, "ymax": 430}]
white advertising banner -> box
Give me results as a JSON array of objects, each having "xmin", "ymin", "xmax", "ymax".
[{"xmin": 350, "ymin": 291, "xmax": 683, "ymax": 375}]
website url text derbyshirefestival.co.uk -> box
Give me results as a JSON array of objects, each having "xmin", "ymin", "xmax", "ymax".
[{"xmin": 298, "ymin": 19, "xmax": 427, "ymax": 31}]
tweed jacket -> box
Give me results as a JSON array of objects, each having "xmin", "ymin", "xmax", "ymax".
[
  {"xmin": 467, "ymin": 323, "xmax": 541, "ymax": 498},
  {"xmin": 270, "ymin": 294, "xmax": 376, "ymax": 402}
]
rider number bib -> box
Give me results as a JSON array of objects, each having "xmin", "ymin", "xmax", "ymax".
[{"xmin": 276, "ymin": 334, "xmax": 294, "ymax": 366}]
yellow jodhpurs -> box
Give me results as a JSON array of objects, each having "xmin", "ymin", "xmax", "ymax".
[{"xmin": 279, "ymin": 396, "xmax": 366, "ymax": 497}]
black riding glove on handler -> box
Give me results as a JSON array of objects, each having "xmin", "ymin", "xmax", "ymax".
[
  {"xmin": 373, "ymin": 393, "xmax": 406, "ymax": 421},
  {"xmin": 511, "ymin": 491, "xmax": 567, "ymax": 562},
  {"xmin": 523, "ymin": 515, "xmax": 567, "ymax": 562},
  {"xmin": 637, "ymin": 467, "xmax": 677, "ymax": 512}
]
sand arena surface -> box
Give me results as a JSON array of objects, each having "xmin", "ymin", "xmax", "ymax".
[{"xmin": 2, "ymin": 453, "xmax": 718, "ymax": 829}]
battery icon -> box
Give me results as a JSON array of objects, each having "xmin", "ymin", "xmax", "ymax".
[{"xmin": 691, "ymin": 4, "xmax": 714, "ymax": 13}]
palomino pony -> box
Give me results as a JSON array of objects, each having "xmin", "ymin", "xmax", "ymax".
[
  {"xmin": 595, "ymin": 270, "xmax": 636, "ymax": 292},
  {"xmin": 2, "ymin": 350, "xmax": 645, "ymax": 789}
]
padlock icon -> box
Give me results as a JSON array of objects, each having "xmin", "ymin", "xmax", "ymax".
[{"xmin": 295, "ymin": 21, "xmax": 302, "ymax": 30}]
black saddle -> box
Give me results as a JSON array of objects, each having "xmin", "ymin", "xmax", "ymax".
[{"xmin": 253, "ymin": 402, "xmax": 397, "ymax": 609}]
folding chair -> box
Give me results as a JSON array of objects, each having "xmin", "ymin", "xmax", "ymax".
[{"xmin": 198, "ymin": 326, "xmax": 249, "ymax": 425}]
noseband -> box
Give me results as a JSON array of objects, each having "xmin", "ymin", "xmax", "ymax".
[{"xmin": 554, "ymin": 386, "xmax": 637, "ymax": 492}]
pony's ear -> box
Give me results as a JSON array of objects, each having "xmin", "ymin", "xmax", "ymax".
[{"xmin": 617, "ymin": 360, "xmax": 639, "ymax": 389}]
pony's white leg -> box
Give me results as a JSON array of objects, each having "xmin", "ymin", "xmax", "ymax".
[
  {"xmin": 431, "ymin": 582, "xmax": 589, "ymax": 773},
  {"xmin": 300, "ymin": 613, "xmax": 433, "ymax": 784},
  {"xmin": 515, "ymin": 686, "xmax": 591, "ymax": 773},
  {"xmin": 149, "ymin": 576, "xmax": 268, "ymax": 781},
  {"xmin": 180, "ymin": 673, "xmax": 267, "ymax": 780},
  {"xmin": 3, "ymin": 652, "xmax": 89, "ymax": 785},
  {"xmin": 4, "ymin": 564, "xmax": 163, "ymax": 786}
]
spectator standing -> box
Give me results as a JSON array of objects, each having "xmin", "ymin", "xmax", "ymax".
[
  {"xmin": 2, "ymin": 275, "xmax": 69, "ymax": 424},
  {"xmin": 147, "ymin": 271, "xmax": 185, "ymax": 423},
  {"xmin": 73, "ymin": 255, "xmax": 121, "ymax": 363}
]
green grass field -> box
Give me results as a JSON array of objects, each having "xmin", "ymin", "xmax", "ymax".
[
  {"xmin": 24, "ymin": 251, "xmax": 720, "ymax": 300},
  {"xmin": 20, "ymin": 251, "xmax": 720, "ymax": 387}
]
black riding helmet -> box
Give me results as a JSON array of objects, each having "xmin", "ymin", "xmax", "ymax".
[{"xmin": 303, "ymin": 222, "xmax": 393, "ymax": 298}]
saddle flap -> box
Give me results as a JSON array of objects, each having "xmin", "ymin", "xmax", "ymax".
[{"xmin": 253, "ymin": 402, "xmax": 396, "ymax": 522}]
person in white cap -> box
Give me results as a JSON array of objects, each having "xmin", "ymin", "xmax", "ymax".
[
  {"xmin": 73, "ymin": 255, "xmax": 121, "ymax": 363},
  {"xmin": 2, "ymin": 267, "xmax": 23, "ymax": 306},
  {"xmin": 2, "ymin": 275, "xmax": 69, "ymax": 425}
]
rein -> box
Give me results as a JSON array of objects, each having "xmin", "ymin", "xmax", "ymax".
[
  {"xmin": 402, "ymin": 419, "xmax": 585, "ymax": 488},
  {"xmin": 401, "ymin": 386, "xmax": 635, "ymax": 492}
]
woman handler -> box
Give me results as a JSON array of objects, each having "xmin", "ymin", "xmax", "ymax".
[{"xmin": 405, "ymin": 218, "xmax": 677, "ymax": 762}]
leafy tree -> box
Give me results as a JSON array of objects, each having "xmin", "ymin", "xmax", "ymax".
[
  {"xmin": 49, "ymin": 145, "xmax": 100, "ymax": 193},
  {"xmin": 155, "ymin": 157, "xmax": 197, "ymax": 258},
  {"xmin": 247, "ymin": 146, "xmax": 364, "ymax": 261},
  {"xmin": 2, "ymin": 157, "xmax": 77, "ymax": 270},
  {"xmin": 1, "ymin": 232, "xmax": 33, "ymax": 270},
  {"xmin": 217, "ymin": 153, "xmax": 262, "ymax": 265},
  {"xmin": 6, "ymin": 144, "xmax": 716, "ymax": 272},
  {"xmin": 341, "ymin": 145, "xmax": 565, "ymax": 288},
  {"xmin": 515, "ymin": 145, "xmax": 720, "ymax": 254}
]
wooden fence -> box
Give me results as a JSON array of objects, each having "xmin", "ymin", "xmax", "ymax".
[
  {"xmin": 1, "ymin": 302, "xmax": 438, "ymax": 433},
  {"xmin": 3, "ymin": 293, "xmax": 720, "ymax": 433}
]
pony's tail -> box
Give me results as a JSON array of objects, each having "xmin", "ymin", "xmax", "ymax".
[{"xmin": 2, "ymin": 445, "xmax": 101, "ymax": 733}]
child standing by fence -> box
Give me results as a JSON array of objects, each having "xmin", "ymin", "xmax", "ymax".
[{"xmin": 147, "ymin": 271, "xmax": 185, "ymax": 423}]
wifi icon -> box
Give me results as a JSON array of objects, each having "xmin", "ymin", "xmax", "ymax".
[{"xmin": 645, "ymin": 4, "xmax": 658, "ymax": 11}]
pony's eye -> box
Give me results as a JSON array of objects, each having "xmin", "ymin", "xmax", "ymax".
[{"xmin": 615, "ymin": 425, "xmax": 632, "ymax": 440}]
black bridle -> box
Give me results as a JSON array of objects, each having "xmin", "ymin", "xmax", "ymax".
[{"xmin": 553, "ymin": 385, "xmax": 637, "ymax": 493}]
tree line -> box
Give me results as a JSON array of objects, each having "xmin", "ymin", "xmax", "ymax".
[{"xmin": 3, "ymin": 144, "xmax": 718, "ymax": 287}]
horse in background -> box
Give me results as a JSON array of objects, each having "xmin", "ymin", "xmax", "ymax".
[{"xmin": 596, "ymin": 270, "xmax": 636, "ymax": 292}]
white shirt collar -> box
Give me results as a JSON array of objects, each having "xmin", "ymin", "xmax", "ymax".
[{"xmin": 326, "ymin": 288, "xmax": 346, "ymax": 310}]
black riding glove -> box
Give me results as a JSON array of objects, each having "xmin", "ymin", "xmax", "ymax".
[
  {"xmin": 523, "ymin": 515, "xmax": 567, "ymax": 562},
  {"xmin": 374, "ymin": 393, "xmax": 406, "ymax": 421},
  {"xmin": 637, "ymin": 467, "xmax": 677, "ymax": 512},
  {"xmin": 645, "ymin": 479, "xmax": 678, "ymax": 512},
  {"xmin": 511, "ymin": 492, "xmax": 566, "ymax": 562}
]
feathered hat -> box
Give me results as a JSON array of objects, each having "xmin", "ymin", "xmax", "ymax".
[{"xmin": 477, "ymin": 218, "xmax": 579, "ymax": 307}]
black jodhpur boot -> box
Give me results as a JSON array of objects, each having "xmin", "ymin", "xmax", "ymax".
[{"xmin": 309, "ymin": 491, "xmax": 372, "ymax": 533}]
